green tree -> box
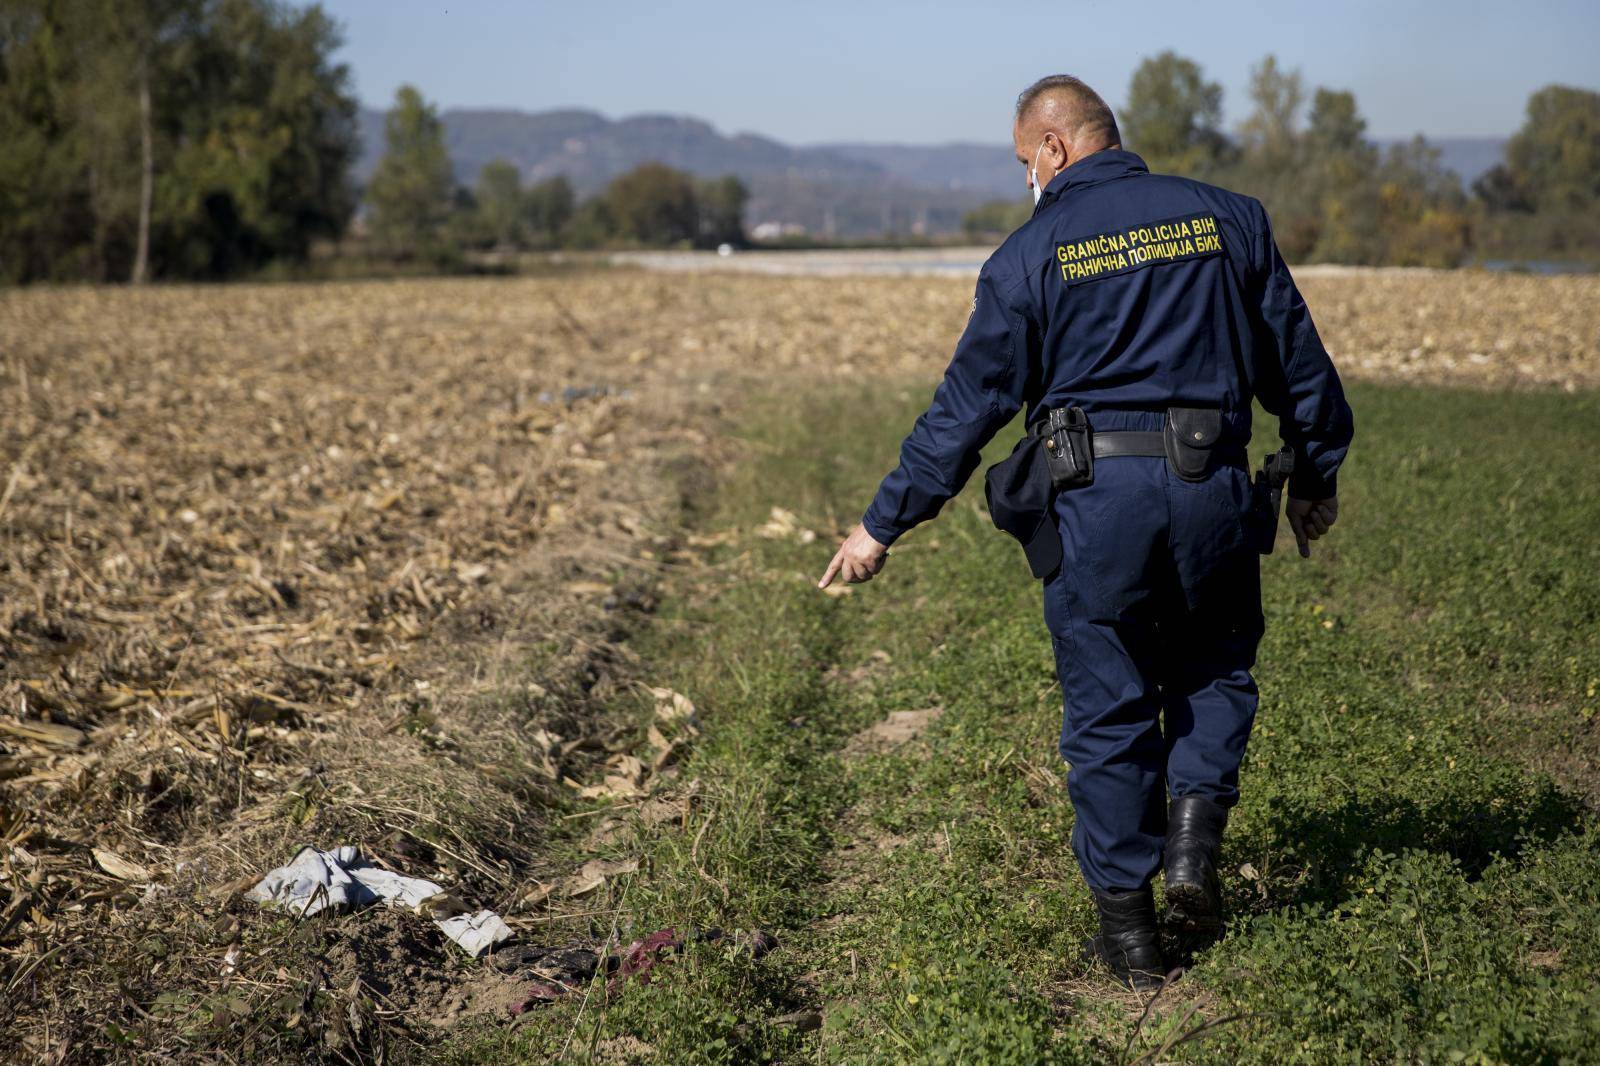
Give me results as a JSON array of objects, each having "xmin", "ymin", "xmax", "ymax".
[
  {"xmin": 1475, "ymin": 85, "xmax": 1600, "ymax": 258},
  {"xmin": 0, "ymin": 0, "xmax": 175, "ymax": 281},
  {"xmin": 564, "ymin": 194, "xmax": 615, "ymax": 249},
  {"xmin": 1306, "ymin": 87, "xmax": 1369, "ymax": 158},
  {"xmin": 0, "ymin": 4, "xmax": 71, "ymax": 282},
  {"xmin": 1122, "ymin": 51, "xmax": 1230, "ymax": 175},
  {"xmin": 696, "ymin": 174, "xmax": 748, "ymax": 247},
  {"xmin": 473, "ymin": 158, "xmax": 524, "ymax": 247},
  {"xmin": 1500, "ymin": 85, "xmax": 1600, "ymax": 211},
  {"xmin": 1472, "ymin": 160, "xmax": 1533, "ymax": 214},
  {"xmin": 1377, "ymin": 137, "xmax": 1470, "ymax": 267},
  {"xmin": 524, "ymin": 176, "xmax": 574, "ymax": 247},
  {"xmin": 0, "ymin": 0, "xmax": 355, "ymax": 283},
  {"xmin": 71, "ymin": 1, "xmax": 154, "ymax": 281},
  {"xmin": 1238, "ymin": 55, "xmax": 1304, "ymax": 163},
  {"xmin": 159, "ymin": 0, "xmax": 357, "ymax": 276},
  {"xmin": 365, "ymin": 84, "xmax": 455, "ymax": 262},
  {"xmin": 1235, "ymin": 56, "xmax": 1316, "ymax": 258},
  {"xmin": 604, "ymin": 162, "xmax": 699, "ymax": 246},
  {"xmin": 1305, "ymin": 89, "xmax": 1382, "ymax": 263}
]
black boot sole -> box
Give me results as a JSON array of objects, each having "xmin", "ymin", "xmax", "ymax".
[{"xmin": 1164, "ymin": 881, "xmax": 1222, "ymax": 934}]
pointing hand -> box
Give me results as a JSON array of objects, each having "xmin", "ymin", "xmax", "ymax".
[{"xmin": 818, "ymin": 523, "xmax": 888, "ymax": 588}]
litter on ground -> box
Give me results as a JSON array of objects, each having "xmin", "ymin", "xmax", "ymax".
[{"xmin": 245, "ymin": 845, "xmax": 512, "ymax": 957}]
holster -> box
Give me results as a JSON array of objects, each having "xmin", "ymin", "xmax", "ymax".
[{"xmin": 1250, "ymin": 447, "xmax": 1296, "ymax": 554}]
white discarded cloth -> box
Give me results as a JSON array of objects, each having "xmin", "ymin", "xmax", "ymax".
[
  {"xmin": 246, "ymin": 845, "xmax": 372, "ymax": 917},
  {"xmin": 435, "ymin": 909, "xmax": 514, "ymax": 958},
  {"xmin": 246, "ymin": 845, "xmax": 445, "ymax": 917},
  {"xmin": 246, "ymin": 845, "xmax": 508, "ymax": 957},
  {"xmin": 349, "ymin": 862, "xmax": 445, "ymax": 911}
]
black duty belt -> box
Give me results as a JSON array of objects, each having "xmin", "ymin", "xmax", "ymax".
[
  {"xmin": 988, "ymin": 405, "xmax": 1260, "ymax": 581},
  {"xmin": 1032, "ymin": 423, "xmax": 1249, "ymax": 467},
  {"xmin": 1090, "ymin": 430, "xmax": 1248, "ymax": 468},
  {"xmin": 1090, "ymin": 430, "xmax": 1164, "ymax": 458}
]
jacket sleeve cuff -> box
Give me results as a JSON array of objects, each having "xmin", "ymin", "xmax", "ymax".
[
  {"xmin": 860, "ymin": 511, "xmax": 903, "ymax": 548},
  {"xmin": 1288, "ymin": 459, "xmax": 1337, "ymax": 500}
]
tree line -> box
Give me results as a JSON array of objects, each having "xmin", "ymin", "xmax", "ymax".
[
  {"xmin": 0, "ymin": 2, "xmax": 746, "ymax": 283},
  {"xmin": 3, "ymin": 5, "xmax": 1596, "ymax": 283},
  {"xmin": 362, "ymin": 84, "xmax": 749, "ymax": 267},
  {"xmin": 1, "ymin": 0, "xmax": 357, "ymax": 284},
  {"xmin": 966, "ymin": 52, "xmax": 1600, "ymax": 269}
]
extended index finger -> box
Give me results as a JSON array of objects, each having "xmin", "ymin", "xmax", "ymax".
[
  {"xmin": 818, "ymin": 550, "xmax": 844, "ymax": 589},
  {"xmin": 1287, "ymin": 511, "xmax": 1311, "ymax": 559}
]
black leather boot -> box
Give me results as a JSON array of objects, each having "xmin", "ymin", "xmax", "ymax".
[
  {"xmin": 1164, "ymin": 795, "xmax": 1228, "ymax": 936},
  {"xmin": 1085, "ymin": 886, "xmax": 1166, "ymax": 990}
]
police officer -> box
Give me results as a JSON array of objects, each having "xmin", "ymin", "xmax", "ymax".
[{"xmin": 818, "ymin": 74, "xmax": 1353, "ymax": 989}]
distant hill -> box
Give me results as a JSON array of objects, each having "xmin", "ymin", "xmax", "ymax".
[
  {"xmin": 815, "ymin": 142, "xmax": 1022, "ymax": 199},
  {"xmin": 355, "ymin": 107, "xmax": 1508, "ymax": 237},
  {"xmin": 357, "ymin": 107, "xmax": 885, "ymax": 191},
  {"xmin": 356, "ymin": 108, "xmax": 993, "ymax": 238}
]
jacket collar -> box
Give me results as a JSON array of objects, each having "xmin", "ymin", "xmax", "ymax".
[{"xmin": 1034, "ymin": 148, "xmax": 1148, "ymax": 214}]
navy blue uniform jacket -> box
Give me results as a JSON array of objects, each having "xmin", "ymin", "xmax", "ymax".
[{"xmin": 862, "ymin": 149, "xmax": 1354, "ymax": 547}]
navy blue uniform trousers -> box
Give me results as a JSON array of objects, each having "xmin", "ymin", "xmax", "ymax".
[{"xmin": 1042, "ymin": 413, "xmax": 1263, "ymax": 894}]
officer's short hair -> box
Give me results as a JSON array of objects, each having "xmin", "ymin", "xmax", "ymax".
[{"xmin": 1016, "ymin": 75, "xmax": 1120, "ymax": 148}]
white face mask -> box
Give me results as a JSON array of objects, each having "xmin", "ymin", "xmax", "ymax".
[{"xmin": 1030, "ymin": 137, "xmax": 1053, "ymax": 206}]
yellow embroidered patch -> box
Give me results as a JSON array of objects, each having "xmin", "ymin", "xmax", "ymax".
[{"xmin": 1056, "ymin": 212, "xmax": 1222, "ymax": 284}]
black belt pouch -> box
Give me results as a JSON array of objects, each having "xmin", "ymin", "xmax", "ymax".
[
  {"xmin": 1163, "ymin": 407, "xmax": 1224, "ymax": 482},
  {"xmin": 1040, "ymin": 405, "xmax": 1094, "ymax": 490}
]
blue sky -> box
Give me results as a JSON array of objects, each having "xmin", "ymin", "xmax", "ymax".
[{"xmin": 320, "ymin": 0, "xmax": 1600, "ymax": 143}]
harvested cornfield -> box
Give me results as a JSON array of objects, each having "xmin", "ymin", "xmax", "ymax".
[
  {"xmin": 1, "ymin": 265, "xmax": 1597, "ymax": 1060},
  {"xmin": 0, "ymin": 271, "xmax": 970, "ymax": 1060},
  {"xmin": 0, "ymin": 270, "xmax": 964, "ymax": 849},
  {"xmin": 1294, "ymin": 267, "xmax": 1600, "ymax": 391}
]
